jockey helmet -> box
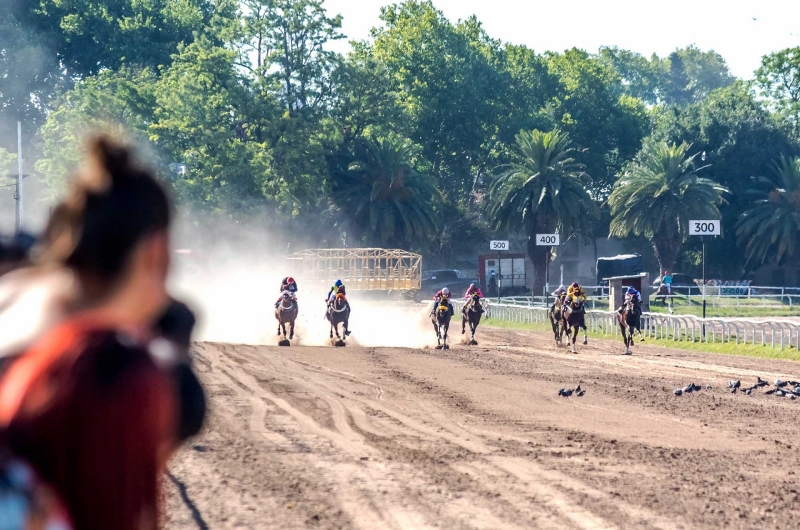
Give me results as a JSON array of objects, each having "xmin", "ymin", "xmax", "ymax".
[
  {"xmin": 469, "ymin": 283, "xmax": 475, "ymax": 289},
  {"xmin": 571, "ymin": 282, "xmax": 579, "ymax": 288},
  {"xmin": 442, "ymin": 287, "xmax": 451, "ymax": 296},
  {"xmin": 287, "ymin": 277, "xmax": 295, "ymax": 284},
  {"xmin": 558, "ymin": 284, "xmax": 566, "ymax": 291},
  {"xmin": 627, "ymin": 286, "xmax": 637, "ymax": 293},
  {"xmin": 334, "ymin": 279, "xmax": 343, "ymax": 287}
]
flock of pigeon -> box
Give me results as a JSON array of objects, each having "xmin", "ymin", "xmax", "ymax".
[{"xmin": 673, "ymin": 377, "xmax": 800, "ymax": 399}]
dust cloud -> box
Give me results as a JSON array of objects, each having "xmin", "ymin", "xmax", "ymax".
[{"xmin": 170, "ymin": 217, "xmax": 436, "ymax": 350}]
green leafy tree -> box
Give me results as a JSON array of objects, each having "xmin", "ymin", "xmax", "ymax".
[
  {"xmin": 371, "ymin": 1, "xmax": 510, "ymax": 200},
  {"xmin": 28, "ymin": 0, "xmax": 212, "ymax": 77},
  {"xmin": 485, "ymin": 128, "xmax": 596, "ymax": 291},
  {"xmin": 736, "ymin": 156, "xmax": 800, "ymax": 266},
  {"xmin": 755, "ymin": 47, "xmax": 800, "ymax": 138},
  {"xmin": 608, "ymin": 141, "xmax": 728, "ymax": 273},
  {"xmin": 151, "ymin": 38, "xmax": 275, "ymax": 215},
  {"xmin": 650, "ymin": 82, "xmax": 796, "ymax": 275},
  {"xmin": 35, "ymin": 68, "xmax": 158, "ymax": 196},
  {"xmin": 329, "ymin": 44, "xmax": 407, "ymax": 143},
  {"xmin": 662, "ymin": 47, "xmax": 733, "ymax": 105},
  {"xmin": 237, "ymin": 0, "xmax": 344, "ymax": 116},
  {"xmin": 332, "ymin": 137, "xmax": 440, "ymax": 249},
  {"xmin": 546, "ymin": 48, "xmax": 650, "ymax": 197},
  {"xmin": 598, "ymin": 47, "xmax": 664, "ymax": 104}
]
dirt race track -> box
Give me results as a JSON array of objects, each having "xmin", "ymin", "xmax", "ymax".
[{"xmin": 163, "ymin": 328, "xmax": 800, "ymax": 529}]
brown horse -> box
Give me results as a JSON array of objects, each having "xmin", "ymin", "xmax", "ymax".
[
  {"xmin": 618, "ymin": 297, "xmax": 644, "ymax": 355},
  {"xmin": 562, "ymin": 297, "xmax": 587, "ymax": 354},
  {"xmin": 548, "ymin": 297, "xmax": 565, "ymax": 345},
  {"xmin": 461, "ymin": 293, "xmax": 483, "ymax": 344},
  {"xmin": 326, "ymin": 293, "xmax": 350, "ymax": 345},
  {"xmin": 275, "ymin": 291, "xmax": 298, "ymax": 344},
  {"xmin": 432, "ymin": 301, "xmax": 453, "ymax": 349}
]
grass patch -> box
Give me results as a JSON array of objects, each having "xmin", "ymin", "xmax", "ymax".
[{"xmin": 482, "ymin": 317, "xmax": 800, "ymax": 362}]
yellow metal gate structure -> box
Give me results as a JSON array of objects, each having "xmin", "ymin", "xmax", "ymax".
[{"xmin": 283, "ymin": 248, "xmax": 422, "ymax": 292}]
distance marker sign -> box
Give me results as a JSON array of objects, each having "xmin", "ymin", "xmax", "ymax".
[
  {"xmin": 535, "ymin": 234, "xmax": 560, "ymax": 246},
  {"xmin": 490, "ymin": 240, "xmax": 509, "ymax": 251},
  {"xmin": 688, "ymin": 220, "xmax": 721, "ymax": 236}
]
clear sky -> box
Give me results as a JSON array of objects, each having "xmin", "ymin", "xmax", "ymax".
[{"xmin": 324, "ymin": 0, "xmax": 800, "ymax": 79}]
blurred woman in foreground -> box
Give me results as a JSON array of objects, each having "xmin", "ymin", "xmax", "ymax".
[{"xmin": 0, "ymin": 136, "xmax": 199, "ymax": 529}]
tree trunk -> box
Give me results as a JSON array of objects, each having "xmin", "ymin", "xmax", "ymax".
[{"xmin": 652, "ymin": 236, "xmax": 682, "ymax": 275}]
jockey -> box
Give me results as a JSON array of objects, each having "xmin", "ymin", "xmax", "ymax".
[
  {"xmin": 567, "ymin": 282, "xmax": 587, "ymax": 302},
  {"xmin": 463, "ymin": 284, "xmax": 484, "ymax": 314},
  {"xmin": 549, "ymin": 284, "xmax": 567, "ymax": 312},
  {"xmin": 464, "ymin": 283, "xmax": 484, "ymax": 299},
  {"xmin": 275, "ymin": 277, "xmax": 298, "ymax": 308},
  {"xmin": 566, "ymin": 282, "xmax": 587, "ymax": 312},
  {"xmin": 326, "ymin": 279, "xmax": 345, "ymax": 306},
  {"xmin": 618, "ymin": 286, "xmax": 642, "ymax": 314},
  {"xmin": 431, "ymin": 287, "xmax": 454, "ymax": 316},
  {"xmin": 626, "ymin": 286, "xmax": 642, "ymax": 303}
]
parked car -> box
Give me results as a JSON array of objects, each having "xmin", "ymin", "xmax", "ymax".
[
  {"xmin": 652, "ymin": 273, "xmax": 696, "ymax": 295},
  {"xmin": 414, "ymin": 269, "xmax": 479, "ymax": 303}
]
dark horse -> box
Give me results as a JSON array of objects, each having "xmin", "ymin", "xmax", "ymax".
[
  {"xmin": 275, "ymin": 290, "xmax": 298, "ymax": 344},
  {"xmin": 618, "ymin": 297, "xmax": 644, "ymax": 355},
  {"xmin": 562, "ymin": 297, "xmax": 587, "ymax": 354},
  {"xmin": 432, "ymin": 300, "xmax": 453, "ymax": 349},
  {"xmin": 461, "ymin": 293, "xmax": 483, "ymax": 345},
  {"xmin": 326, "ymin": 293, "xmax": 351, "ymax": 345},
  {"xmin": 548, "ymin": 297, "xmax": 565, "ymax": 345}
]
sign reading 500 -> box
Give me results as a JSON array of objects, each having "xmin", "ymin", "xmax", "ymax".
[{"xmin": 490, "ymin": 240, "xmax": 509, "ymax": 251}]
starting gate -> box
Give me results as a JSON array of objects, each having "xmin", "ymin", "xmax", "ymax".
[{"xmin": 283, "ymin": 248, "xmax": 422, "ymax": 291}]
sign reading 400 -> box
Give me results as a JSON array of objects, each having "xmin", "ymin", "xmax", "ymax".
[
  {"xmin": 535, "ymin": 234, "xmax": 560, "ymax": 246},
  {"xmin": 688, "ymin": 220, "xmax": 721, "ymax": 236}
]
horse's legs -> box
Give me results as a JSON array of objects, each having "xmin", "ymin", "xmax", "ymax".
[
  {"xmin": 289, "ymin": 319, "xmax": 295, "ymax": 340},
  {"xmin": 462, "ymin": 315, "xmax": 467, "ymax": 334},
  {"xmin": 582, "ymin": 321, "xmax": 588, "ymax": 345},
  {"xmin": 442, "ymin": 323, "xmax": 449, "ymax": 349},
  {"xmin": 570, "ymin": 327, "xmax": 578, "ymax": 354},
  {"xmin": 329, "ymin": 322, "xmax": 334, "ymax": 339}
]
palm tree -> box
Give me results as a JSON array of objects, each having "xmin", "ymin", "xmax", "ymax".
[
  {"xmin": 736, "ymin": 156, "xmax": 800, "ymax": 266},
  {"xmin": 332, "ymin": 137, "xmax": 441, "ymax": 249},
  {"xmin": 484, "ymin": 128, "xmax": 596, "ymax": 292},
  {"xmin": 608, "ymin": 141, "xmax": 728, "ymax": 273}
]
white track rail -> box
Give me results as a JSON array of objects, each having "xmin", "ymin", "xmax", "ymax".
[{"xmin": 451, "ymin": 301, "xmax": 800, "ymax": 351}]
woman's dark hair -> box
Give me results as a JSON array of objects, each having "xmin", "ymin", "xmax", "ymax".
[{"xmin": 39, "ymin": 136, "xmax": 171, "ymax": 294}]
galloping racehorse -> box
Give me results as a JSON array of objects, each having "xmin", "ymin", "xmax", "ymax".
[
  {"xmin": 548, "ymin": 297, "xmax": 565, "ymax": 345},
  {"xmin": 461, "ymin": 293, "xmax": 483, "ymax": 344},
  {"xmin": 275, "ymin": 290, "xmax": 298, "ymax": 343},
  {"xmin": 432, "ymin": 300, "xmax": 452, "ymax": 349},
  {"xmin": 562, "ymin": 297, "xmax": 587, "ymax": 354},
  {"xmin": 618, "ymin": 297, "xmax": 644, "ymax": 355},
  {"xmin": 326, "ymin": 293, "xmax": 351, "ymax": 343}
]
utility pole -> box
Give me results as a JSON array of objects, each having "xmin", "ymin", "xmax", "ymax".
[{"xmin": 15, "ymin": 121, "xmax": 23, "ymax": 234}]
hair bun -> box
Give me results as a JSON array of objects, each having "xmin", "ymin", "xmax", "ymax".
[{"xmin": 82, "ymin": 135, "xmax": 135, "ymax": 193}]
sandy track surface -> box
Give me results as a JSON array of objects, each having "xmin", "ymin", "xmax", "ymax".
[{"xmin": 163, "ymin": 328, "xmax": 800, "ymax": 529}]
